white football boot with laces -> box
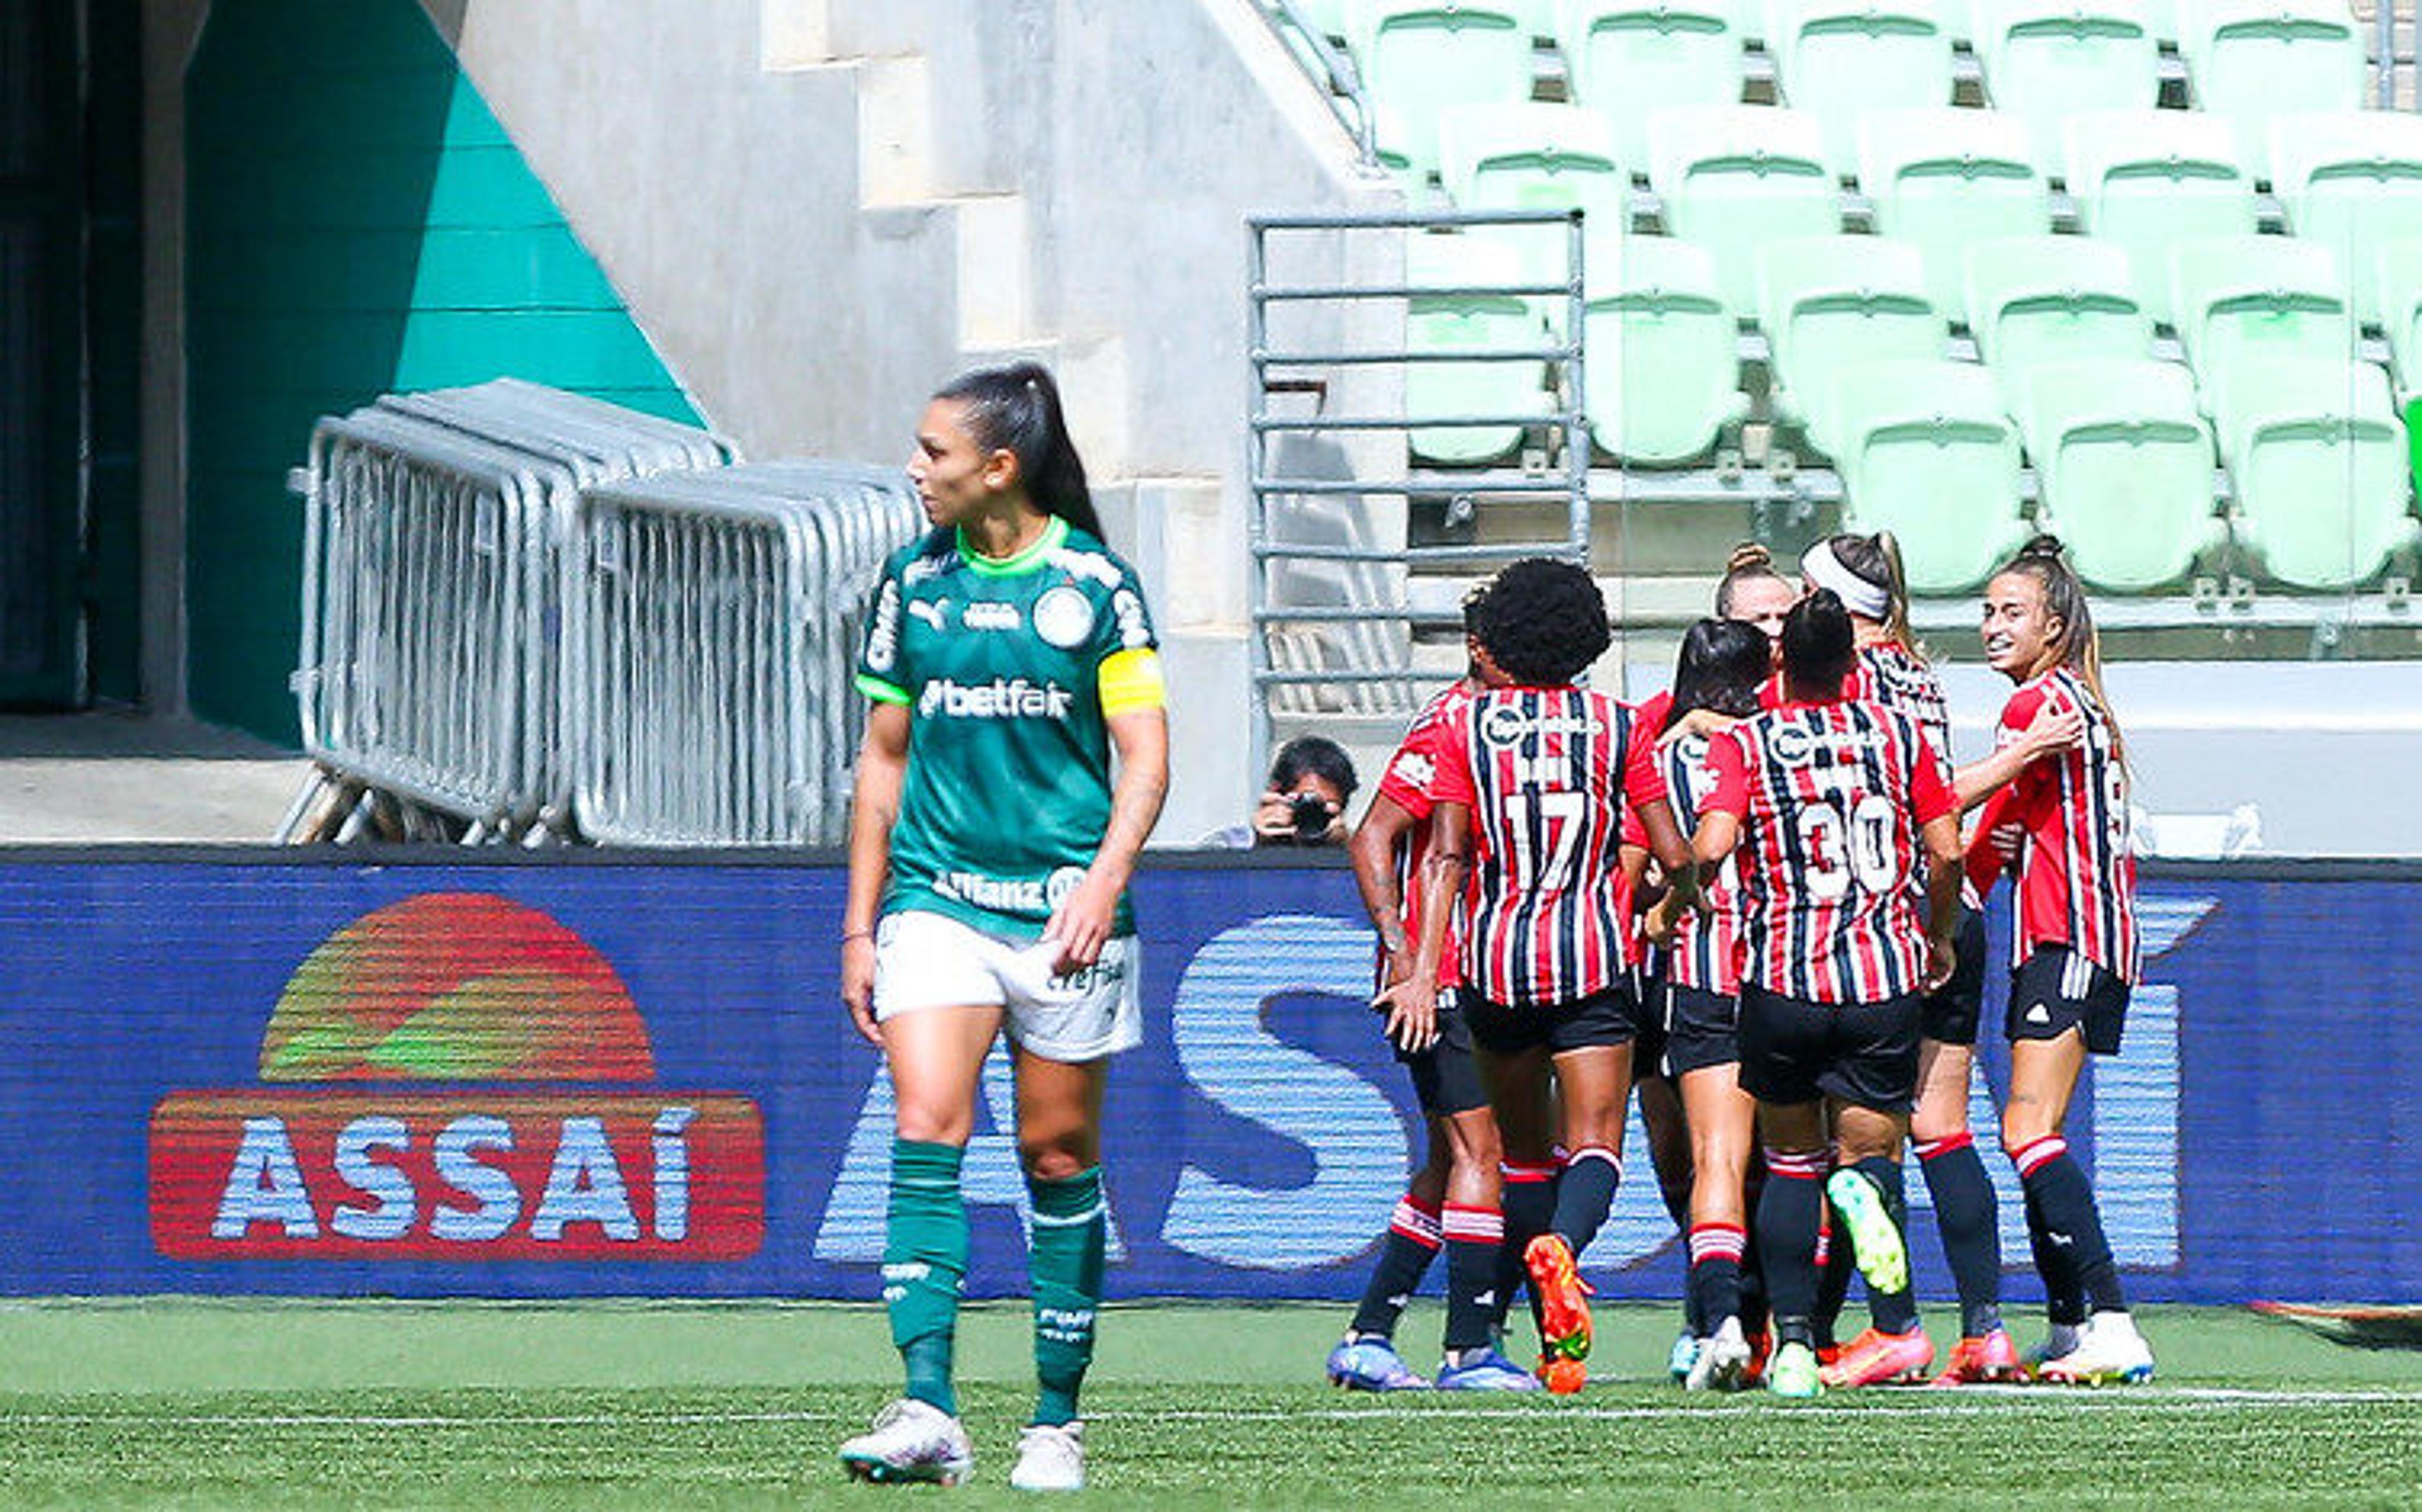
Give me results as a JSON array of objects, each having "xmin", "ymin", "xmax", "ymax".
[
  {"xmin": 1009, "ymin": 1421, "xmax": 1086, "ymax": 1492},
  {"xmin": 838, "ymin": 1398, "xmax": 975, "ymax": 1486}
]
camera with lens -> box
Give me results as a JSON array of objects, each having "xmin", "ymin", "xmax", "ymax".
[{"xmin": 1288, "ymin": 793, "xmax": 1335, "ymax": 844}]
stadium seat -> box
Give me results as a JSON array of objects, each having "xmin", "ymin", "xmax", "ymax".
[
  {"xmin": 2179, "ymin": 0, "xmax": 2366, "ymax": 179},
  {"xmin": 2375, "ymin": 239, "xmax": 2422, "ymax": 397},
  {"xmin": 1857, "ymin": 109, "xmax": 2053, "ymax": 326},
  {"xmin": 1648, "ymin": 105, "xmax": 1842, "ymax": 313},
  {"xmin": 1581, "ymin": 232, "xmax": 1750, "ymax": 462},
  {"xmin": 1769, "ymin": 0, "xmax": 1958, "ymax": 178},
  {"xmin": 2268, "ymin": 112, "xmax": 2422, "ymax": 327},
  {"xmin": 1965, "ymin": 234, "xmax": 2151, "ymax": 378},
  {"xmin": 2015, "ymin": 358, "xmax": 2220, "ymax": 590},
  {"xmin": 1402, "ymin": 232, "xmax": 1553, "ymax": 465},
  {"xmin": 1820, "ymin": 357, "xmax": 2030, "ymax": 590},
  {"xmin": 1974, "ymin": 0, "xmax": 2161, "ymax": 166},
  {"xmin": 1437, "ymin": 103, "xmax": 1628, "ymax": 289},
  {"xmin": 2214, "ymin": 356, "xmax": 2414, "ymax": 589},
  {"xmin": 2170, "ymin": 235, "xmax": 2353, "ymax": 421},
  {"xmin": 2063, "ymin": 111, "xmax": 2258, "ymax": 327},
  {"xmin": 1557, "ymin": 0, "xmax": 1746, "ymax": 170},
  {"xmin": 1354, "ymin": 1, "xmax": 1540, "ymax": 178},
  {"xmin": 1756, "ymin": 235, "xmax": 1945, "ymax": 458}
]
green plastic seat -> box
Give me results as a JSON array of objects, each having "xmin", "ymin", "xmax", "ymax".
[
  {"xmin": 2269, "ymin": 112, "xmax": 2422, "ymax": 328},
  {"xmin": 1402, "ymin": 233, "xmax": 1553, "ymax": 465},
  {"xmin": 1857, "ymin": 108, "xmax": 2052, "ymax": 325},
  {"xmin": 2062, "ymin": 110, "xmax": 2257, "ymax": 327},
  {"xmin": 1649, "ymin": 105, "xmax": 1843, "ymax": 313},
  {"xmin": 1354, "ymin": 1, "xmax": 1540, "ymax": 180},
  {"xmin": 1755, "ymin": 234, "xmax": 1945, "ymax": 457},
  {"xmin": 1299, "ymin": 0, "xmax": 1356, "ymax": 38},
  {"xmin": 1438, "ymin": 102, "xmax": 1628, "ymax": 291},
  {"xmin": 1771, "ymin": 0, "xmax": 1958, "ymax": 178},
  {"xmin": 2016, "ymin": 358, "xmax": 2219, "ymax": 590},
  {"xmin": 1974, "ymin": 0, "xmax": 2160, "ymax": 166},
  {"xmin": 1965, "ymin": 234, "xmax": 2150, "ymax": 378},
  {"xmin": 1820, "ymin": 357, "xmax": 2030, "ymax": 591},
  {"xmin": 1558, "ymin": 0, "xmax": 1746, "ymax": 170},
  {"xmin": 2181, "ymin": 0, "xmax": 2366, "ymax": 180},
  {"xmin": 2215, "ymin": 356, "xmax": 2414, "ymax": 588},
  {"xmin": 1582, "ymin": 232, "xmax": 1750, "ymax": 462},
  {"xmin": 2373, "ymin": 238, "xmax": 2422, "ymax": 398},
  {"xmin": 2170, "ymin": 235, "xmax": 2352, "ymax": 422}
]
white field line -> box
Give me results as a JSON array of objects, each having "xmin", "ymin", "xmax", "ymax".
[{"xmin": 3, "ymin": 1387, "xmax": 2419, "ymax": 1430}]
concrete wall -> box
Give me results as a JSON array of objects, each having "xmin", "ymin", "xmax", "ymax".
[{"xmin": 421, "ymin": 0, "xmax": 1401, "ymax": 844}]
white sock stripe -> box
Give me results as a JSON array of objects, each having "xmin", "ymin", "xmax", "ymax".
[
  {"xmin": 2013, "ymin": 1136, "xmax": 2068, "ymax": 1176},
  {"xmin": 1441, "ymin": 1207, "xmax": 1505, "ymax": 1242},
  {"xmin": 1566, "ymin": 1145, "xmax": 1620, "ymax": 1173},
  {"xmin": 1764, "ymin": 1148, "xmax": 1828, "ymax": 1177},
  {"xmin": 1389, "ymin": 1199, "xmax": 1444, "ymax": 1242},
  {"xmin": 1028, "ymin": 1203, "xmax": 1104, "ymax": 1228},
  {"xmin": 1688, "ymin": 1228, "xmax": 1748, "ymax": 1263}
]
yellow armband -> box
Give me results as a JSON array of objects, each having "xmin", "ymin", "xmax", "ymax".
[{"xmin": 1097, "ymin": 648, "xmax": 1166, "ymax": 716}]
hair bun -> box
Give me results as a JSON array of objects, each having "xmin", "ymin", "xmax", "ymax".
[
  {"xmin": 2020, "ymin": 533, "xmax": 2066, "ymax": 560},
  {"xmin": 1724, "ymin": 541, "xmax": 1774, "ymax": 574}
]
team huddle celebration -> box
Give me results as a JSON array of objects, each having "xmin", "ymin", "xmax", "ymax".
[{"xmin": 828, "ymin": 364, "xmax": 2146, "ymax": 1491}]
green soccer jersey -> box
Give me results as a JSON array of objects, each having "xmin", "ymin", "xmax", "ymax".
[{"xmin": 855, "ymin": 515, "xmax": 1160, "ymax": 941}]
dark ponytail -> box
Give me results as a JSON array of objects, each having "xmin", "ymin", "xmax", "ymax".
[
  {"xmin": 1666, "ymin": 617, "xmax": 1770, "ymax": 730},
  {"xmin": 1994, "ymin": 533, "xmax": 2126, "ymax": 773},
  {"xmin": 933, "ymin": 362, "xmax": 1105, "ymax": 542},
  {"xmin": 1781, "ymin": 588, "xmax": 1856, "ymax": 699}
]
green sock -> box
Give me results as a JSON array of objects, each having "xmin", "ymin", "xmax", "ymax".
[
  {"xmin": 884, "ymin": 1138, "xmax": 968, "ymax": 1417},
  {"xmin": 1027, "ymin": 1166, "xmax": 1106, "ymax": 1427}
]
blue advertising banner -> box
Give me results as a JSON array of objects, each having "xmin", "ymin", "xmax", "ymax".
[{"xmin": 0, "ymin": 852, "xmax": 2413, "ymax": 1305}]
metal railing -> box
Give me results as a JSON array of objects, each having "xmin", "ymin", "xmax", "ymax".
[
  {"xmin": 572, "ymin": 463, "xmax": 921, "ymax": 846},
  {"xmin": 1247, "ymin": 207, "xmax": 1591, "ymax": 762},
  {"xmin": 1252, "ymin": 1, "xmax": 1383, "ymax": 169},
  {"xmin": 283, "ymin": 381, "xmax": 737, "ymax": 844}
]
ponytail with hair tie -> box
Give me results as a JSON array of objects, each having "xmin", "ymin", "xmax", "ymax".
[{"xmin": 933, "ymin": 362, "xmax": 1106, "ymax": 542}]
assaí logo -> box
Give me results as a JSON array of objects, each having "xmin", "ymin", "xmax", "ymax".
[{"xmin": 148, "ymin": 893, "xmax": 764, "ymax": 1260}]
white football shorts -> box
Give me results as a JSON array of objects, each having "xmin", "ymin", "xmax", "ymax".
[{"xmin": 872, "ymin": 908, "xmax": 1142, "ymax": 1062}]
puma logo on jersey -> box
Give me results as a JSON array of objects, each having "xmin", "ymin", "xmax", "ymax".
[{"xmin": 908, "ymin": 600, "xmax": 949, "ymax": 630}]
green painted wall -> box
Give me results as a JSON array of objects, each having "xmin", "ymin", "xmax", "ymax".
[{"xmin": 184, "ymin": 0, "xmax": 697, "ymax": 743}]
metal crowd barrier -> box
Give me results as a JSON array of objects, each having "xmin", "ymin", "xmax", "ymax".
[
  {"xmin": 284, "ymin": 380, "xmax": 736, "ymax": 843},
  {"xmin": 571, "ymin": 462, "xmax": 923, "ymax": 846}
]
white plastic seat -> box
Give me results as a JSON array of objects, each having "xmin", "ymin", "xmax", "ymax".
[
  {"xmin": 1857, "ymin": 108, "xmax": 2052, "ymax": 325},
  {"xmin": 2213, "ymin": 356, "xmax": 2414, "ymax": 589},
  {"xmin": 1820, "ymin": 357, "xmax": 2031, "ymax": 590},
  {"xmin": 1648, "ymin": 105, "xmax": 1842, "ymax": 313},
  {"xmin": 2269, "ymin": 112, "xmax": 2422, "ymax": 327},
  {"xmin": 1439, "ymin": 102, "xmax": 1629, "ymax": 289},
  {"xmin": 2179, "ymin": 0, "xmax": 2366, "ymax": 180},
  {"xmin": 1770, "ymin": 0, "xmax": 1958, "ymax": 178},
  {"xmin": 1974, "ymin": 0, "xmax": 2160, "ymax": 166},
  {"xmin": 2015, "ymin": 358, "xmax": 2220, "ymax": 590},
  {"xmin": 1355, "ymin": 1, "xmax": 1541, "ymax": 179},
  {"xmin": 1582, "ymin": 232, "xmax": 1750, "ymax": 462},
  {"xmin": 2063, "ymin": 111, "xmax": 2259, "ymax": 327},
  {"xmin": 1557, "ymin": 0, "xmax": 1746, "ymax": 168},
  {"xmin": 1401, "ymin": 233, "xmax": 1554, "ymax": 465},
  {"xmin": 1965, "ymin": 234, "xmax": 2150, "ymax": 376},
  {"xmin": 2170, "ymin": 235, "xmax": 2353, "ymax": 421}
]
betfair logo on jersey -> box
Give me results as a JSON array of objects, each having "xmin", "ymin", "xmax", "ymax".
[{"xmin": 918, "ymin": 677, "xmax": 1075, "ymax": 721}]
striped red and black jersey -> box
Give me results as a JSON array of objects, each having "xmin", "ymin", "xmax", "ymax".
[
  {"xmin": 1429, "ymin": 685, "xmax": 1668, "ymax": 1007},
  {"xmin": 1994, "ymin": 668, "xmax": 2140, "ymax": 984},
  {"xmin": 1654, "ymin": 727, "xmax": 1747, "ymax": 996},
  {"xmin": 1846, "ymin": 641, "xmax": 1975, "ymax": 912},
  {"xmin": 1705, "ymin": 698, "xmax": 1956, "ymax": 1004},
  {"xmin": 1374, "ymin": 683, "xmax": 1475, "ymax": 992}
]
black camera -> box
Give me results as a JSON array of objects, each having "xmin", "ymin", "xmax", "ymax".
[{"xmin": 1289, "ymin": 793, "xmax": 1334, "ymax": 844}]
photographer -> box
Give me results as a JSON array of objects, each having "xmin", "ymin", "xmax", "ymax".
[{"xmin": 1203, "ymin": 736, "xmax": 1359, "ymax": 847}]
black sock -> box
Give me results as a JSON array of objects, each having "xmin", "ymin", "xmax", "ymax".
[
  {"xmin": 1919, "ymin": 1132, "xmax": 2004, "ymax": 1338},
  {"xmin": 1496, "ymin": 1162, "xmax": 1559, "ymax": 1337},
  {"xmin": 1441, "ymin": 1204, "xmax": 1504, "ymax": 1353},
  {"xmin": 2013, "ymin": 1138, "xmax": 2090, "ymax": 1326},
  {"xmin": 1756, "ymin": 1149, "xmax": 1827, "ymax": 1334},
  {"xmin": 1812, "ymin": 1201, "xmax": 1854, "ymax": 1349},
  {"xmin": 2015, "ymin": 1137, "xmax": 2126, "ymax": 1315},
  {"xmin": 1853, "ymin": 1155, "xmax": 1921, "ymax": 1335},
  {"xmin": 1739, "ymin": 1161, "xmax": 1770, "ymax": 1333},
  {"xmin": 1550, "ymin": 1145, "xmax": 1620, "ymax": 1255},
  {"xmin": 1348, "ymin": 1195, "xmax": 1441, "ymax": 1339},
  {"xmin": 1687, "ymin": 1223, "xmax": 1747, "ymax": 1334}
]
